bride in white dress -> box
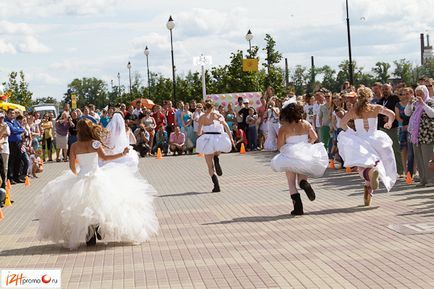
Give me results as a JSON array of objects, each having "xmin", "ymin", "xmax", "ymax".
[
  {"xmin": 101, "ymin": 112, "xmax": 139, "ymax": 170},
  {"xmin": 35, "ymin": 119, "xmax": 158, "ymax": 249},
  {"xmin": 271, "ymin": 97, "xmax": 328, "ymax": 215},
  {"xmin": 338, "ymin": 86, "xmax": 396, "ymax": 206}
]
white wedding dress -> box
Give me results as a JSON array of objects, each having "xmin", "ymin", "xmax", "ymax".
[
  {"xmin": 271, "ymin": 134, "xmax": 328, "ymax": 177},
  {"xmin": 35, "ymin": 145, "xmax": 158, "ymax": 249},
  {"xmin": 196, "ymin": 119, "xmax": 232, "ymax": 155},
  {"xmin": 337, "ymin": 118, "xmax": 396, "ymax": 191}
]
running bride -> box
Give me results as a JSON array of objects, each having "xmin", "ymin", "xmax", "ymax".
[{"xmin": 35, "ymin": 119, "xmax": 158, "ymax": 249}]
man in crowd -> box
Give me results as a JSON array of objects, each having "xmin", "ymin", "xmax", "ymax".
[
  {"xmin": 238, "ymin": 99, "xmax": 250, "ymax": 132},
  {"xmin": 165, "ymin": 101, "xmax": 177, "ymax": 136},
  {"xmin": 133, "ymin": 124, "xmax": 150, "ymax": 157},
  {"xmin": 371, "ymin": 82, "xmax": 383, "ymax": 104},
  {"xmin": 169, "ymin": 126, "xmax": 185, "ymax": 155},
  {"xmin": 153, "ymin": 126, "xmax": 169, "ymax": 156},
  {"xmin": 5, "ymin": 109, "xmax": 25, "ymax": 184}
]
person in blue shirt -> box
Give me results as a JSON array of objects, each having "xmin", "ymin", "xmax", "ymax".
[
  {"xmin": 80, "ymin": 106, "xmax": 97, "ymax": 124},
  {"xmin": 5, "ymin": 109, "xmax": 25, "ymax": 184}
]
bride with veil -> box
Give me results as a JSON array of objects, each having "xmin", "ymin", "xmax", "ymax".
[{"xmin": 101, "ymin": 112, "xmax": 139, "ymax": 170}]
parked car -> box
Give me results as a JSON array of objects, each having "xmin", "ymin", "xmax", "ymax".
[{"xmin": 32, "ymin": 104, "xmax": 59, "ymax": 119}]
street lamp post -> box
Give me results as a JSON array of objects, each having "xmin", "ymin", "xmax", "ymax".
[
  {"xmin": 166, "ymin": 16, "xmax": 176, "ymax": 103},
  {"xmin": 117, "ymin": 72, "xmax": 121, "ymax": 98},
  {"xmin": 245, "ymin": 29, "xmax": 253, "ymax": 57},
  {"xmin": 345, "ymin": 0, "xmax": 354, "ymax": 85},
  {"xmin": 144, "ymin": 46, "xmax": 151, "ymax": 99},
  {"xmin": 127, "ymin": 61, "xmax": 132, "ymax": 94}
]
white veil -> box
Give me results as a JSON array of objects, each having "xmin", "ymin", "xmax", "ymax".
[
  {"xmin": 101, "ymin": 112, "xmax": 139, "ymax": 170},
  {"xmin": 105, "ymin": 113, "xmax": 129, "ymax": 154}
]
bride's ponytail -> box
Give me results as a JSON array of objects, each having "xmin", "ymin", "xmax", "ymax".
[
  {"xmin": 355, "ymin": 86, "xmax": 373, "ymax": 116},
  {"xmin": 77, "ymin": 118, "xmax": 109, "ymax": 147}
]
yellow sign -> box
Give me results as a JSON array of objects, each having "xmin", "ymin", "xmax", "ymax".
[
  {"xmin": 242, "ymin": 58, "xmax": 259, "ymax": 72},
  {"xmin": 71, "ymin": 94, "xmax": 77, "ymax": 109}
]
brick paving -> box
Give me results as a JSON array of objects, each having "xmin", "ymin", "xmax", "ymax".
[{"xmin": 1, "ymin": 151, "xmax": 433, "ymax": 289}]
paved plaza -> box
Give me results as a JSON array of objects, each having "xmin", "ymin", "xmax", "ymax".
[{"xmin": 1, "ymin": 152, "xmax": 434, "ymax": 289}]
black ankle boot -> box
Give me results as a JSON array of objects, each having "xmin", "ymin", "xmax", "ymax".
[
  {"xmin": 86, "ymin": 226, "xmax": 96, "ymax": 246},
  {"xmin": 211, "ymin": 174, "xmax": 220, "ymax": 192},
  {"xmin": 290, "ymin": 193, "xmax": 303, "ymax": 215},
  {"xmin": 214, "ymin": 156, "xmax": 222, "ymax": 176},
  {"xmin": 299, "ymin": 180, "xmax": 315, "ymax": 201}
]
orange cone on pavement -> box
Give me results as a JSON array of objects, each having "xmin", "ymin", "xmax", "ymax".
[
  {"xmin": 4, "ymin": 187, "xmax": 12, "ymax": 207},
  {"xmin": 240, "ymin": 143, "xmax": 246, "ymax": 154},
  {"xmin": 0, "ymin": 208, "xmax": 4, "ymax": 220},
  {"xmin": 156, "ymin": 148, "xmax": 163, "ymax": 159},
  {"xmin": 406, "ymin": 172, "xmax": 413, "ymax": 185},
  {"xmin": 25, "ymin": 176, "xmax": 30, "ymax": 187},
  {"xmin": 6, "ymin": 180, "xmax": 11, "ymax": 191},
  {"xmin": 345, "ymin": 166, "xmax": 352, "ymax": 173},
  {"xmin": 329, "ymin": 160, "xmax": 335, "ymax": 169},
  {"xmin": 197, "ymin": 153, "xmax": 204, "ymax": 157}
]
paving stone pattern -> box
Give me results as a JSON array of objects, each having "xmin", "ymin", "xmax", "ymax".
[{"xmin": 1, "ymin": 152, "xmax": 433, "ymax": 288}]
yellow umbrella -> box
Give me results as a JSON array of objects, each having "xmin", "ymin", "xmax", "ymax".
[{"xmin": 0, "ymin": 102, "xmax": 26, "ymax": 112}]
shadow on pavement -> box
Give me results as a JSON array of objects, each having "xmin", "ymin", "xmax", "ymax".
[
  {"xmin": 158, "ymin": 191, "xmax": 212, "ymax": 197},
  {"xmin": 202, "ymin": 206, "xmax": 378, "ymax": 225},
  {"xmin": 0, "ymin": 242, "xmax": 135, "ymax": 256}
]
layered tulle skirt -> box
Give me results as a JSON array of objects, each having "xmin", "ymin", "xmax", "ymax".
[
  {"xmin": 271, "ymin": 142, "xmax": 328, "ymax": 177},
  {"xmin": 35, "ymin": 165, "xmax": 158, "ymax": 249},
  {"xmin": 337, "ymin": 130, "xmax": 396, "ymax": 191},
  {"xmin": 196, "ymin": 134, "xmax": 232, "ymax": 155}
]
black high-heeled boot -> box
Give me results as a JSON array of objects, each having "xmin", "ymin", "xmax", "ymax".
[
  {"xmin": 86, "ymin": 226, "xmax": 96, "ymax": 246},
  {"xmin": 211, "ymin": 174, "xmax": 220, "ymax": 192},
  {"xmin": 290, "ymin": 193, "xmax": 304, "ymax": 215},
  {"xmin": 299, "ymin": 180, "xmax": 315, "ymax": 201},
  {"xmin": 214, "ymin": 155, "xmax": 222, "ymax": 176}
]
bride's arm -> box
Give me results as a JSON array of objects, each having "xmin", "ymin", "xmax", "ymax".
[
  {"xmin": 69, "ymin": 144, "xmax": 78, "ymax": 175},
  {"xmin": 96, "ymin": 146, "xmax": 129, "ymax": 161}
]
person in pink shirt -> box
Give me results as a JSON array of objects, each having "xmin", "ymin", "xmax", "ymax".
[{"xmin": 169, "ymin": 126, "xmax": 185, "ymax": 155}]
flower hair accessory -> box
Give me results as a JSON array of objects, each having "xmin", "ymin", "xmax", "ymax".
[{"xmin": 282, "ymin": 96, "xmax": 297, "ymax": 109}]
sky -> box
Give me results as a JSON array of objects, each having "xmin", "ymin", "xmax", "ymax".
[{"xmin": 1, "ymin": 0, "xmax": 434, "ymax": 100}]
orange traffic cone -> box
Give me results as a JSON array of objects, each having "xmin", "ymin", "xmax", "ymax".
[
  {"xmin": 6, "ymin": 180, "xmax": 11, "ymax": 191},
  {"xmin": 240, "ymin": 143, "xmax": 246, "ymax": 154},
  {"xmin": 329, "ymin": 160, "xmax": 335, "ymax": 169},
  {"xmin": 345, "ymin": 166, "xmax": 352, "ymax": 173},
  {"xmin": 156, "ymin": 148, "xmax": 163, "ymax": 160},
  {"xmin": 4, "ymin": 187, "xmax": 12, "ymax": 207},
  {"xmin": 0, "ymin": 208, "xmax": 4, "ymax": 220},
  {"xmin": 406, "ymin": 172, "xmax": 413, "ymax": 185},
  {"xmin": 197, "ymin": 153, "xmax": 204, "ymax": 157},
  {"xmin": 25, "ymin": 176, "xmax": 30, "ymax": 187}
]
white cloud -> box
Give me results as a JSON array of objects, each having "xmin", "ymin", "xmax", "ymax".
[
  {"xmin": 0, "ymin": 39, "xmax": 16, "ymax": 54},
  {"xmin": 17, "ymin": 36, "xmax": 51, "ymax": 53}
]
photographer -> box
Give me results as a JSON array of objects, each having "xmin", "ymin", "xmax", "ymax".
[{"xmin": 133, "ymin": 124, "xmax": 151, "ymax": 157}]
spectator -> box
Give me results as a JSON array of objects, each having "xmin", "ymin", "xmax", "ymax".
[
  {"xmin": 124, "ymin": 105, "xmax": 138, "ymax": 131},
  {"xmin": 246, "ymin": 107, "xmax": 258, "ymax": 151},
  {"xmin": 153, "ymin": 126, "xmax": 168, "ymax": 156},
  {"xmin": 152, "ymin": 105, "xmax": 166, "ymax": 131},
  {"xmin": 395, "ymin": 87, "xmax": 414, "ymax": 176},
  {"xmin": 169, "ymin": 126, "xmax": 186, "ymax": 155},
  {"xmin": 125, "ymin": 123, "xmax": 136, "ymax": 145},
  {"xmin": 405, "ymin": 85, "xmax": 434, "ymax": 187},
  {"xmin": 165, "ymin": 101, "xmax": 177, "ymax": 135},
  {"xmin": 181, "ymin": 103, "xmax": 194, "ymax": 154},
  {"xmin": 319, "ymin": 91, "xmax": 332, "ymax": 153},
  {"xmin": 5, "ymin": 109, "xmax": 25, "ymax": 184},
  {"xmin": 81, "ymin": 106, "xmax": 97, "ymax": 124},
  {"xmin": 133, "ymin": 124, "xmax": 151, "ymax": 157},
  {"xmin": 257, "ymin": 97, "xmax": 267, "ymax": 149},
  {"xmin": 100, "ymin": 109, "xmax": 110, "ymax": 127},
  {"xmin": 175, "ymin": 101, "xmax": 184, "ymax": 129},
  {"xmin": 40, "ymin": 113, "xmax": 54, "ymax": 162},
  {"xmin": 372, "ymin": 82, "xmax": 383, "ymax": 104},
  {"xmin": 132, "ymin": 100, "xmax": 143, "ymax": 118},
  {"xmin": 28, "ymin": 115, "xmax": 41, "ymax": 151},
  {"xmin": 313, "ymin": 90, "xmax": 325, "ymax": 138},
  {"xmin": 141, "ymin": 110, "xmax": 156, "ymax": 154},
  {"xmin": 192, "ymin": 103, "xmax": 203, "ymax": 147},
  {"xmin": 28, "ymin": 148, "xmax": 43, "ymax": 178},
  {"xmin": 238, "ymin": 99, "xmax": 250, "ymax": 132},
  {"xmin": 67, "ymin": 110, "xmax": 79, "ymax": 157},
  {"xmin": 264, "ymin": 98, "xmax": 280, "ymax": 151},
  {"xmin": 0, "ymin": 112, "xmax": 10, "ymax": 188},
  {"xmin": 88, "ymin": 104, "xmax": 100, "ymax": 124},
  {"xmin": 234, "ymin": 97, "xmax": 244, "ymax": 131},
  {"xmin": 189, "ymin": 100, "xmax": 196, "ymax": 113},
  {"xmin": 378, "ymin": 84, "xmax": 403, "ymax": 176},
  {"xmin": 55, "ymin": 112, "xmax": 70, "ymax": 162},
  {"xmin": 303, "ymin": 95, "xmax": 315, "ymax": 126},
  {"xmin": 225, "ymin": 103, "xmax": 235, "ymax": 132},
  {"xmin": 232, "ymin": 123, "xmax": 247, "ymax": 152}
]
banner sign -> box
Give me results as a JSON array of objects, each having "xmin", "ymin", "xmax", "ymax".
[
  {"xmin": 242, "ymin": 59, "xmax": 259, "ymax": 72},
  {"xmin": 71, "ymin": 94, "xmax": 77, "ymax": 109}
]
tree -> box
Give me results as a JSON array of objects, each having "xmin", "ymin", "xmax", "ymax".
[
  {"xmin": 32, "ymin": 97, "xmax": 58, "ymax": 106},
  {"xmin": 291, "ymin": 65, "xmax": 309, "ymax": 95},
  {"xmin": 372, "ymin": 62, "xmax": 391, "ymax": 83},
  {"xmin": 263, "ymin": 34, "xmax": 284, "ymax": 96},
  {"xmin": 318, "ymin": 65, "xmax": 338, "ymax": 92},
  {"xmin": 65, "ymin": 77, "xmax": 108, "ymax": 109},
  {"xmin": 393, "ymin": 59, "xmax": 413, "ymax": 85},
  {"xmin": 5, "ymin": 71, "xmax": 33, "ymax": 108}
]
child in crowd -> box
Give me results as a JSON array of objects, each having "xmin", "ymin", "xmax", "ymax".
[{"xmin": 28, "ymin": 148, "xmax": 44, "ymax": 178}]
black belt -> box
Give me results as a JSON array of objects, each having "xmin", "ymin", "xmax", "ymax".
[{"xmin": 204, "ymin": 132, "xmax": 221, "ymax": 135}]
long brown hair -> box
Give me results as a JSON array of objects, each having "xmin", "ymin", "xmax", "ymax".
[
  {"xmin": 355, "ymin": 86, "xmax": 373, "ymax": 117},
  {"xmin": 77, "ymin": 118, "xmax": 109, "ymax": 146}
]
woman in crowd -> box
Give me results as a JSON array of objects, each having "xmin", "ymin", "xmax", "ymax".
[
  {"xmin": 196, "ymin": 99, "xmax": 234, "ymax": 192},
  {"xmin": 225, "ymin": 103, "xmax": 235, "ymax": 132},
  {"xmin": 257, "ymin": 97, "xmax": 267, "ymax": 150},
  {"xmin": 28, "ymin": 114, "xmax": 41, "ymax": 152},
  {"xmin": 338, "ymin": 86, "xmax": 396, "ymax": 206},
  {"xmin": 181, "ymin": 103, "xmax": 195, "ymax": 153},
  {"xmin": 35, "ymin": 118, "xmax": 158, "ymax": 249},
  {"xmin": 0, "ymin": 112, "xmax": 10, "ymax": 188},
  {"xmin": 319, "ymin": 91, "xmax": 333, "ymax": 156},
  {"xmin": 330, "ymin": 93, "xmax": 345, "ymax": 166},
  {"xmin": 395, "ymin": 87, "xmax": 413, "ymax": 176},
  {"xmin": 67, "ymin": 110, "xmax": 79, "ymax": 157},
  {"xmin": 271, "ymin": 97, "xmax": 328, "ymax": 215},
  {"xmin": 141, "ymin": 110, "xmax": 156, "ymax": 155},
  {"xmin": 55, "ymin": 112, "xmax": 70, "ymax": 162},
  {"xmin": 405, "ymin": 85, "xmax": 434, "ymax": 187},
  {"xmin": 264, "ymin": 98, "xmax": 280, "ymax": 151},
  {"xmin": 40, "ymin": 113, "xmax": 54, "ymax": 162},
  {"xmin": 192, "ymin": 103, "xmax": 203, "ymax": 147}
]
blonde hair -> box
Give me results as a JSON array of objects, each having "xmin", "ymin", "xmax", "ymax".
[
  {"xmin": 77, "ymin": 119, "xmax": 109, "ymax": 147},
  {"xmin": 355, "ymin": 86, "xmax": 373, "ymax": 116},
  {"xmin": 204, "ymin": 99, "xmax": 214, "ymax": 111}
]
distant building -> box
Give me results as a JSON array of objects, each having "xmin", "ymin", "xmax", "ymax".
[{"xmin": 421, "ymin": 33, "xmax": 434, "ymax": 65}]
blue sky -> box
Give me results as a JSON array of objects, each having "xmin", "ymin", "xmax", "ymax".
[{"xmin": 1, "ymin": 0, "xmax": 433, "ymax": 100}]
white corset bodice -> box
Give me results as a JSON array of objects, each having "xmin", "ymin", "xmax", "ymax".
[
  {"xmin": 202, "ymin": 120, "xmax": 224, "ymax": 133},
  {"xmin": 354, "ymin": 118, "xmax": 377, "ymax": 134},
  {"xmin": 286, "ymin": 134, "xmax": 308, "ymax": 144},
  {"xmin": 76, "ymin": 152, "xmax": 99, "ymax": 176}
]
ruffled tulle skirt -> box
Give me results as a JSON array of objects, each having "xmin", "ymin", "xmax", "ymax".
[
  {"xmin": 35, "ymin": 165, "xmax": 158, "ymax": 249},
  {"xmin": 271, "ymin": 142, "xmax": 328, "ymax": 177},
  {"xmin": 196, "ymin": 134, "xmax": 232, "ymax": 155},
  {"xmin": 337, "ymin": 130, "xmax": 396, "ymax": 191}
]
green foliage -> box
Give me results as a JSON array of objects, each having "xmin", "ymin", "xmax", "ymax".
[
  {"xmin": 66, "ymin": 77, "xmax": 108, "ymax": 109},
  {"xmin": 5, "ymin": 71, "xmax": 33, "ymax": 108},
  {"xmin": 32, "ymin": 96, "xmax": 58, "ymax": 106},
  {"xmin": 263, "ymin": 34, "xmax": 284, "ymax": 96},
  {"xmin": 372, "ymin": 62, "xmax": 391, "ymax": 83},
  {"xmin": 393, "ymin": 59, "xmax": 413, "ymax": 85}
]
